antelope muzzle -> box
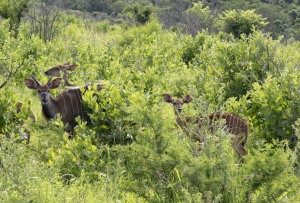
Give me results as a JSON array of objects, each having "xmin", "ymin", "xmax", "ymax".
[{"xmin": 40, "ymin": 91, "xmax": 49, "ymax": 104}]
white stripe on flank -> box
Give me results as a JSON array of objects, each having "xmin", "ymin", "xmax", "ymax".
[
  {"xmin": 66, "ymin": 90, "xmax": 74, "ymax": 118},
  {"xmin": 74, "ymin": 89, "xmax": 84, "ymax": 119},
  {"xmin": 62, "ymin": 93, "xmax": 71, "ymax": 121}
]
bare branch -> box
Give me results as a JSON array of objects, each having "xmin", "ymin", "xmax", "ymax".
[{"xmin": 26, "ymin": 2, "xmax": 69, "ymax": 43}]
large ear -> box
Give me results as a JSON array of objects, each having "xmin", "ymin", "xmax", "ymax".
[
  {"xmin": 63, "ymin": 62, "xmax": 70, "ymax": 65},
  {"xmin": 44, "ymin": 67, "xmax": 61, "ymax": 76},
  {"xmin": 49, "ymin": 78, "xmax": 63, "ymax": 89},
  {"xmin": 66, "ymin": 63, "xmax": 78, "ymax": 71},
  {"xmin": 163, "ymin": 94, "xmax": 173, "ymax": 103},
  {"xmin": 25, "ymin": 79, "xmax": 37, "ymax": 90},
  {"xmin": 183, "ymin": 95, "xmax": 193, "ymax": 103}
]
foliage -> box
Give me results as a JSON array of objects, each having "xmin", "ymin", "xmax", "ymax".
[
  {"xmin": 155, "ymin": 0, "xmax": 195, "ymax": 29},
  {"xmin": 0, "ymin": 24, "xmax": 30, "ymax": 89},
  {"xmin": 216, "ymin": 9, "xmax": 268, "ymax": 38},
  {"xmin": 208, "ymin": 0, "xmax": 299, "ymax": 39},
  {"xmin": 0, "ymin": 5, "xmax": 300, "ymax": 202},
  {"xmin": 124, "ymin": 4, "xmax": 153, "ymax": 25},
  {"xmin": 180, "ymin": 32, "xmax": 206, "ymax": 67},
  {"xmin": 184, "ymin": 2, "xmax": 215, "ymax": 35},
  {"xmin": 0, "ymin": 0, "xmax": 29, "ymax": 38},
  {"xmin": 26, "ymin": 0, "xmax": 300, "ymax": 40},
  {"xmin": 0, "ymin": 58, "xmax": 22, "ymax": 89},
  {"xmin": 26, "ymin": 1, "xmax": 71, "ymax": 43},
  {"xmin": 248, "ymin": 73, "xmax": 300, "ymax": 145},
  {"xmin": 241, "ymin": 140, "xmax": 299, "ymax": 202}
]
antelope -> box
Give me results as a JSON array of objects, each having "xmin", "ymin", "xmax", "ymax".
[
  {"xmin": 44, "ymin": 62, "xmax": 78, "ymax": 86},
  {"xmin": 44, "ymin": 62, "xmax": 105, "ymax": 93},
  {"xmin": 25, "ymin": 75, "xmax": 91, "ymax": 132},
  {"xmin": 163, "ymin": 94, "xmax": 249, "ymax": 156}
]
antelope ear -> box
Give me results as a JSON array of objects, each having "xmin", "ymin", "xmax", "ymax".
[
  {"xmin": 183, "ymin": 95, "xmax": 193, "ymax": 103},
  {"xmin": 163, "ymin": 94, "xmax": 173, "ymax": 103},
  {"xmin": 49, "ymin": 78, "xmax": 63, "ymax": 89},
  {"xmin": 67, "ymin": 64, "xmax": 78, "ymax": 71},
  {"xmin": 45, "ymin": 67, "xmax": 61, "ymax": 77},
  {"xmin": 25, "ymin": 79, "xmax": 37, "ymax": 90}
]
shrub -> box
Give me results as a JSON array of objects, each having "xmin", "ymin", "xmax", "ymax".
[{"xmin": 217, "ymin": 9, "xmax": 267, "ymax": 38}]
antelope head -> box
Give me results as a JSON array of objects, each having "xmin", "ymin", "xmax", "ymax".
[
  {"xmin": 25, "ymin": 75, "xmax": 62, "ymax": 104},
  {"xmin": 163, "ymin": 93, "xmax": 198, "ymax": 141},
  {"xmin": 163, "ymin": 94, "xmax": 248, "ymax": 156},
  {"xmin": 44, "ymin": 62, "xmax": 78, "ymax": 77},
  {"xmin": 25, "ymin": 74, "xmax": 92, "ymax": 133},
  {"xmin": 45, "ymin": 62, "xmax": 77, "ymax": 87},
  {"xmin": 163, "ymin": 94, "xmax": 193, "ymax": 113}
]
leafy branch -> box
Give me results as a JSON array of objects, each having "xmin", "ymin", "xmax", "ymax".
[{"xmin": 0, "ymin": 58, "xmax": 23, "ymax": 89}]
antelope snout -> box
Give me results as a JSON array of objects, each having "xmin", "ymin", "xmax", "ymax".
[{"xmin": 41, "ymin": 92, "xmax": 48, "ymax": 104}]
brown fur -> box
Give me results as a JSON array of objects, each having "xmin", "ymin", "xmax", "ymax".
[
  {"xmin": 163, "ymin": 94, "xmax": 249, "ymax": 156},
  {"xmin": 44, "ymin": 62, "xmax": 78, "ymax": 86},
  {"xmin": 25, "ymin": 75, "xmax": 90, "ymax": 132}
]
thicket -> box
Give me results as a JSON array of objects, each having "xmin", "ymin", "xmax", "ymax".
[
  {"xmin": 41, "ymin": 0, "xmax": 300, "ymax": 40},
  {"xmin": 0, "ymin": 1, "xmax": 300, "ymax": 202}
]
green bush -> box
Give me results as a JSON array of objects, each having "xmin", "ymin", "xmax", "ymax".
[
  {"xmin": 241, "ymin": 140, "xmax": 299, "ymax": 202},
  {"xmin": 0, "ymin": 10, "xmax": 299, "ymax": 202},
  {"xmin": 217, "ymin": 9, "xmax": 267, "ymax": 38}
]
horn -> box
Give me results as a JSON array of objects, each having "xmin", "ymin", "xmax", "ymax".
[
  {"xmin": 47, "ymin": 76, "xmax": 53, "ymax": 86},
  {"xmin": 31, "ymin": 74, "xmax": 41, "ymax": 86}
]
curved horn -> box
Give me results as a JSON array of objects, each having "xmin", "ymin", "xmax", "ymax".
[
  {"xmin": 31, "ymin": 74, "xmax": 41, "ymax": 86},
  {"xmin": 47, "ymin": 76, "xmax": 53, "ymax": 86}
]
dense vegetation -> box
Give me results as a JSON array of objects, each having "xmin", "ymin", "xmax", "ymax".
[
  {"xmin": 55, "ymin": 0, "xmax": 300, "ymax": 40},
  {"xmin": 0, "ymin": 0, "xmax": 300, "ymax": 202}
]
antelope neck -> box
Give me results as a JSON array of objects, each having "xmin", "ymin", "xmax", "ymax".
[{"xmin": 41, "ymin": 95, "xmax": 58, "ymax": 119}]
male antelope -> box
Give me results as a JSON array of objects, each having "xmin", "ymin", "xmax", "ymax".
[
  {"xmin": 163, "ymin": 94, "xmax": 249, "ymax": 156},
  {"xmin": 25, "ymin": 75, "xmax": 90, "ymax": 132},
  {"xmin": 44, "ymin": 62, "xmax": 78, "ymax": 86}
]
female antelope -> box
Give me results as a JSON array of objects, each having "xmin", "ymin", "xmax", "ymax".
[{"xmin": 163, "ymin": 93, "xmax": 249, "ymax": 156}]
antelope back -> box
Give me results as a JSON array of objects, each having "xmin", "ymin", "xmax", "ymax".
[
  {"xmin": 54, "ymin": 88, "xmax": 90, "ymax": 132},
  {"xmin": 214, "ymin": 113, "xmax": 249, "ymax": 144},
  {"xmin": 162, "ymin": 94, "xmax": 249, "ymax": 156},
  {"xmin": 207, "ymin": 112, "xmax": 249, "ymax": 155},
  {"xmin": 58, "ymin": 89, "xmax": 89, "ymax": 120}
]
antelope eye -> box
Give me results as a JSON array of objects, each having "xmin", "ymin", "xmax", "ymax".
[{"xmin": 173, "ymin": 103, "xmax": 177, "ymax": 105}]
